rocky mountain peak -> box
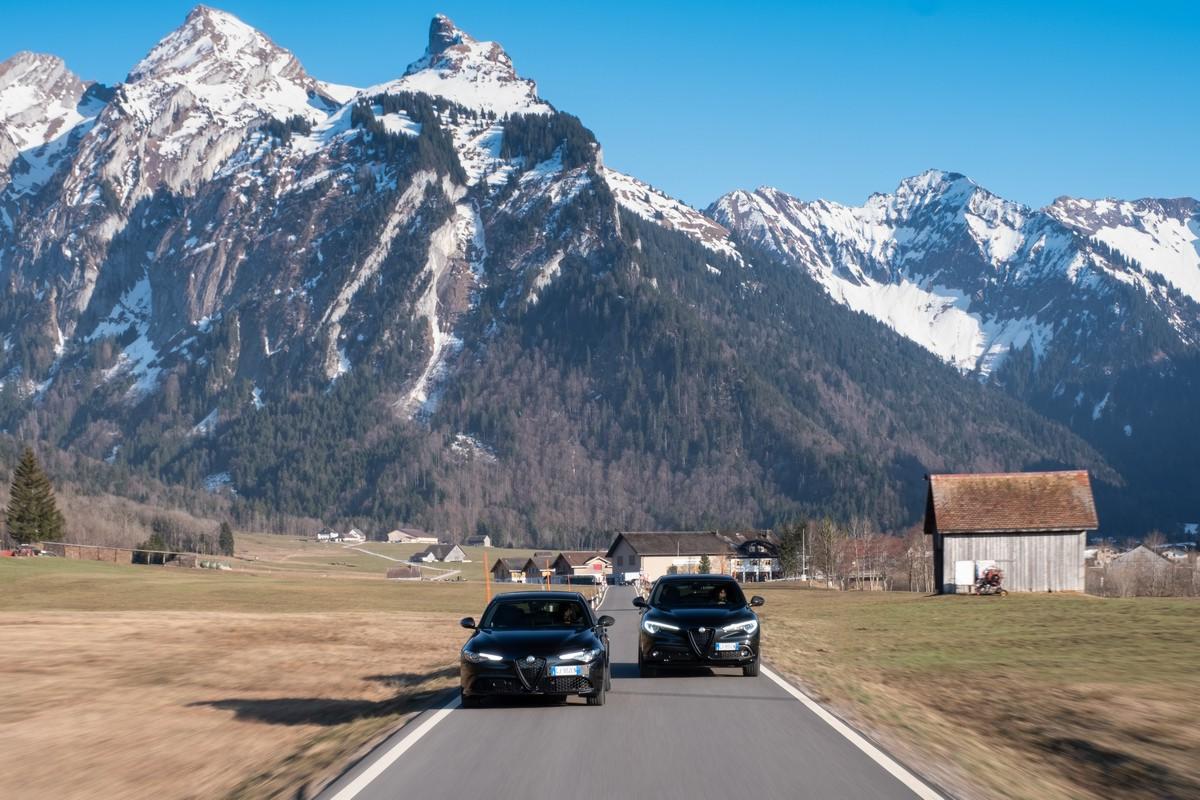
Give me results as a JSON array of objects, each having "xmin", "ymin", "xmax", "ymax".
[
  {"xmin": 387, "ymin": 15, "xmax": 549, "ymax": 116},
  {"xmin": 428, "ymin": 13, "xmax": 471, "ymax": 56}
]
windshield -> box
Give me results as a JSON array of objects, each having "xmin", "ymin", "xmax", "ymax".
[
  {"xmin": 480, "ymin": 598, "xmax": 591, "ymax": 630},
  {"xmin": 651, "ymin": 580, "xmax": 746, "ymax": 609}
]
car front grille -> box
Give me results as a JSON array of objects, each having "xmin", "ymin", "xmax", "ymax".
[
  {"xmin": 549, "ymin": 675, "xmax": 592, "ymax": 693},
  {"xmin": 713, "ymin": 647, "xmax": 745, "ymax": 659},
  {"xmin": 515, "ymin": 657, "xmax": 546, "ymax": 689},
  {"xmin": 687, "ymin": 628, "xmax": 715, "ymax": 655}
]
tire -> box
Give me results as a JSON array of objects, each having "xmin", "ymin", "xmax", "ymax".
[
  {"xmin": 586, "ymin": 681, "xmax": 606, "ymax": 706},
  {"xmin": 743, "ymin": 660, "xmax": 760, "ymax": 677},
  {"xmin": 460, "ymin": 690, "xmax": 482, "ymax": 708},
  {"xmin": 638, "ymin": 651, "xmax": 656, "ymax": 678}
]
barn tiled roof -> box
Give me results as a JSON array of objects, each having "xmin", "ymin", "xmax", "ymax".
[
  {"xmin": 925, "ymin": 470, "xmax": 1099, "ymax": 534},
  {"xmin": 493, "ymin": 557, "xmax": 528, "ymax": 571},
  {"xmin": 607, "ymin": 532, "xmax": 734, "ymax": 557}
]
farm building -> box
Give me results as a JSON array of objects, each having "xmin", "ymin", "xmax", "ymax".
[
  {"xmin": 386, "ymin": 527, "xmax": 439, "ymax": 544},
  {"xmin": 464, "ymin": 534, "xmax": 492, "ymax": 547},
  {"xmin": 553, "ymin": 551, "xmax": 612, "ymax": 579},
  {"xmin": 413, "ymin": 544, "xmax": 466, "ymax": 563},
  {"xmin": 492, "ymin": 557, "xmax": 528, "ymax": 583},
  {"xmin": 924, "ymin": 470, "xmax": 1099, "ymax": 593}
]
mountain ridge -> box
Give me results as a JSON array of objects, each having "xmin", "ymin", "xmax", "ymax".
[{"xmin": 0, "ymin": 7, "xmax": 1192, "ymax": 540}]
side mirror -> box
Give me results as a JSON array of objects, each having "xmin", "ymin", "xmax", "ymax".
[
  {"xmin": 750, "ymin": 596, "xmax": 765, "ymax": 607},
  {"xmin": 632, "ymin": 597, "xmax": 647, "ymax": 609},
  {"xmin": 597, "ymin": 615, "xmax": 615, "ymax": 627},
  {"xmin": 460, "ymin": 617, "xmax": 477, "ymax": 629}
]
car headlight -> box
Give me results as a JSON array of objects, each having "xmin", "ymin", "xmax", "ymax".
[
  {"xmin": 461, "ymin": 650, "xmax": 503, "ymax": 663},
  {"xmin": 641, "ymin": 618, "xmax": 680, "ymax": 635},
  {"xmin": 557, "ymin": 648, "xmax": 602, "ymax": 662},
  {"xmin": 721, "ymin": 619, "xmax": 759, "ymax": 635}
]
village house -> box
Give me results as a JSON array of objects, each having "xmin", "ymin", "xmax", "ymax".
[
  {"xmin": 924, "ymin": 470, "xmax": 1099, "ymax": 593},
  {"xmin": 552, "ymin": 551, "xmax": 612, "ymax": 580},
  {"xmin": 606, "ymin": 532, "xmax": 735, "ymax": 581},
  {"xmin": 491, "ymin": 557, "xmax": 528, "ymax": 583},
  {"xmin": 316, "ymin": 528, "xmax": 341, "ymax": 542},
  {"xmin": 343, "ymin": 528, "xmax": 366, "ymax": 544},
  {"xmin": 412, "ymin": 544, "xmax": 467, "ymax": 563},
  {"xmin": 464, "ymin": 534, "xmax": 492, "ymax": 547},
  {"xmin": 524, "ymin": 556, "xmax": 556, "ymax": 583}
]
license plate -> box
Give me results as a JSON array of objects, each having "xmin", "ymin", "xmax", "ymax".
[
  {"xmin": 715, "ymin": 642, "xmax": 739, "ymax": 652},
  {"xmin": 551, "ymin": 665, "xmax": 583, "ymax": 677}
]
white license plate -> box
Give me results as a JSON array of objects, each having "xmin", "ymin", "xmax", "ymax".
[
  {"xmin": 551, "ymin": 665, "xmax": 584, "ymax": 677},
  {"xmin": 715, "ymin": 642, "xmax": 739, "ymax": 652}
]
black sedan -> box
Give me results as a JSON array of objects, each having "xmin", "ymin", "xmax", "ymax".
[
  {"xmin": 635, "ymin": 574, "xmax": 764, "ymax": 677},
  {"xmin": 459, "ymin": 591, "xmax": 614, "ymax": 707}
]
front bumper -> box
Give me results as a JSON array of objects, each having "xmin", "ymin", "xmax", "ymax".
[
  {"xmin": 640, "ymin": 628, "xmax": 759, "ymax": 667},
  {"xmin": 461, "ymin": 657, "xmax": 605, "ymax": 697}
]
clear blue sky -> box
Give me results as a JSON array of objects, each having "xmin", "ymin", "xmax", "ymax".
[{"xmin": 2, "ymin": 0, "xmax": 1196, "ymax": 208}]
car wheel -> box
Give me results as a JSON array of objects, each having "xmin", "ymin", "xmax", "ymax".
[
  {"xmin": 638, "ymin": 651, "xmax": 656, "ymax": 678},
  {"xmin": 460, "ymin": 690, "xmax": 482, "ymax": 708},
  {"xmin": 586, "ymin": 682, "xmax": 606, "ymax": 706},
  {"xmin": 743, "ymin": 660, "xmax": 760, "ymax": 677},
  {"xmin": 605, "ymin": 664, "xmax": 612, "ymax": 691}
]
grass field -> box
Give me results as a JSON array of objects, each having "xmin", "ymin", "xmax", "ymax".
[
  {"xmin": 0, "ymin": 552, "xmax": 586, "ymax": 800},
  {"xmin": 758, "ymin": 587, "xmax": 1200, "ymax": 800}
]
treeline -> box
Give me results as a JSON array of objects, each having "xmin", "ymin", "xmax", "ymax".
[{"xmin": 774, "ymin": 519, "xmax": 934, "ymax": 593}]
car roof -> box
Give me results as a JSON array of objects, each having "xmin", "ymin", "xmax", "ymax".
[
  {"xmin": 488, "ymin": 591, "xmax": 587, "ymax": 602},
  {"xmin": 654, "ymin": 574, "xmax": 738, "ymax": 583}
]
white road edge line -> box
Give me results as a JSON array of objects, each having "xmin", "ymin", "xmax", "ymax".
[
  {"xmin": 327, "ymin": 695, "xmax": 461, "ymax": 800},
  {"xmin": 761, "ymin": 667, "xmax": 945, "ymax": 800}
]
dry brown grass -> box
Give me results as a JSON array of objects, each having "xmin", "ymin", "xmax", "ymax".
[
  {"xmin": 758, "ymin": 586, "xmax": 1200, "ymax": 800},
  {"xmin": 0, "ymin": 557, "xmax": 521, "ymax": 799}
]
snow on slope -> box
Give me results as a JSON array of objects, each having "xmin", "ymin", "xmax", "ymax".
[
  {"xmin": 710, "ymin": 172, "xmax": 1077, "ymax": 375},
  {"xmin": 604, "ymin": 168, "xmax": 741, "ymax": 261},
  {"xmin": 0, "ymin": 52, "xmax": 107, "ymax": 195},
  {"xmin": 69, "ymin": 5, "xmax": 337, "ymax": 206},
  {"xmin": 371, "ymin": 14, "xmax": 550, "ymax": 118},
  {"xmin": 1048, "ymin": 197, "xmax": 1200, "ymax": 303}
]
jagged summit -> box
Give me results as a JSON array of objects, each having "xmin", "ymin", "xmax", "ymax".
[
  {"xmin": 428, "ymin": 13, "xmax": 469, "ymax": 56},
  {"xmin": 373, "ymin": 14, "xmax": 550, "ymax": 116}
]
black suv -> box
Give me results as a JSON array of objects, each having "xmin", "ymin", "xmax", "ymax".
[{"xmin": 634, "ymin": 574, "xmax": 764, "ymax": 677}]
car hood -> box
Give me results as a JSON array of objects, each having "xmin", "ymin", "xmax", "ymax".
[
  {"xmin": 648, "ymin": 607, "xmax": 753, "ymax": 627},
  {"xmin": 466, "ymin": 628, "xmax": 600, "ymax": 658}
]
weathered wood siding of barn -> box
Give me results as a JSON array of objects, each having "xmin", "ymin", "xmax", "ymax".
[{"xmin": 937, "ymin": 531, "xmax": 1086, "ymax": 593}]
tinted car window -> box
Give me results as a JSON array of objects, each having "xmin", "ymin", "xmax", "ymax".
[
  {"xmin": 481, "ymin": 599, "xmax": 591, "ymax": 629},
  {"xmin": 651, "ymin": 580, "xmax": 746, "ymax": 608}
]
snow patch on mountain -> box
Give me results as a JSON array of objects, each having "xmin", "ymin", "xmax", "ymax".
[
  {"xmin": 605, "ymin": 168, "xmax": 740, "ymax": 261},
  {"xmin": 372, "ymin": 14, "xmax": 550, "ymax": 118}
]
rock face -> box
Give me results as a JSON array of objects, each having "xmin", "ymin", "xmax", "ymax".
[{"xmin": 0, "ymin": 7, "xmax": 1192, "ymax": 537}]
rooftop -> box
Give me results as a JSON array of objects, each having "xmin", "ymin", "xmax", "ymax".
[{"xmin": 925, "ymin": 470, "xmax": 1099, "ymax": 534}]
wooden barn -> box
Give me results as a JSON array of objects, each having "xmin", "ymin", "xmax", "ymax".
[{"xmin": 924, "ymin": 470, "xmax": 1099, "ymax": 593}]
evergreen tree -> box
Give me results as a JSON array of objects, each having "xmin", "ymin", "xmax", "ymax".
[
  {"xmin": 218, "ymin": 521, "xmax": 235, "ymax": 557},
  {"xmin": 5, "ymin": 447, "xmax": 65, "ymax": 544},
  {"xmin": 698, "ymin": 554, "xmax": 711, "ymax": 574}
]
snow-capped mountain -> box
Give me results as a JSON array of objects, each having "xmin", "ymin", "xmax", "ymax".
[
  {"xmin": 0, "ymin": 52, "xmax": 109, "ymax": 198},
  {"xmin": 0, "ymin": 8, "xmax": 1190, "ymax": 537},
  {"xmin": 710, "ymin": 171, "xmax": 1199, "ymax": 378}
]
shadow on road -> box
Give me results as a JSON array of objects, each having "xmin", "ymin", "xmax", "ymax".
[
  {"xmin": 189, "ymin": 668, "xmax": 457, "ymax": 726},
  {"xmin": 612, "ymin": 662, "xmax": 747, "ymax": 679},
  {"xmin": 364, "ymin": 666, "xmax": 457, "ymax": 687},
  {"xmin": 188, "ymin": 695, "xmax": 424, "ymax": 726}
]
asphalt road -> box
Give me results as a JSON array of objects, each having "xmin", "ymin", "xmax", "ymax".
[{"xmin": 319, "ymin": 586, "xmax": 939, "ymax": 800}]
